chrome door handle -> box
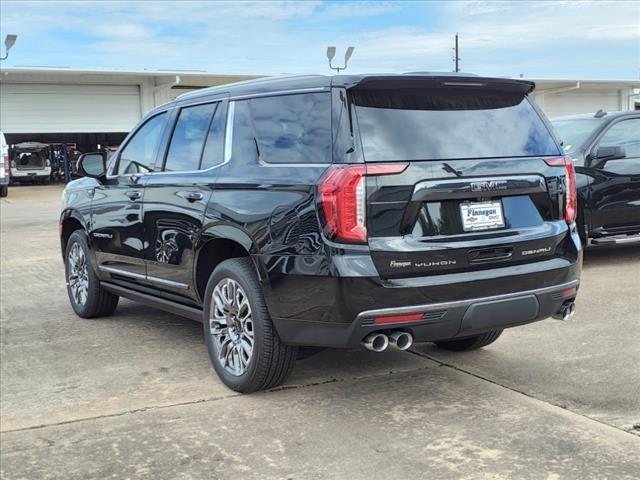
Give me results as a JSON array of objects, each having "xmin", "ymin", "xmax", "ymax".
[
  {"xmin": 126, "ymin": 190, "xmax": 142, "ymax": 200},
  {"xmin": 184, "ymin": 191, "xmax": 204, "ymax": 202}
]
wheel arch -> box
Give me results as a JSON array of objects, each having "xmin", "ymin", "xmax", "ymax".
[
  {"xmin": 60, "ymin": 209, "xmax": 89, "ymax": 258},
  {"xmin": 194, "ymin": 225, "xmax": 267, "ymax": 303}
]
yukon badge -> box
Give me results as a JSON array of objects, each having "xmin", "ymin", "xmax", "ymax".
[
  {"xmin": 470, "ymin": 180, "xmax": 508, "ymax": 192},
  {"xmin": 415, "ymin": 260, "xmax": 457, "ymax": 267}
]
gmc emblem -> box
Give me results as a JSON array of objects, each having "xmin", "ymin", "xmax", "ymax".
[{"xmin": 470, "ymin": 180, "xmax": 508, "ymax": 192}]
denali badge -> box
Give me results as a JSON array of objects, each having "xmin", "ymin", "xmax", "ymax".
[
  {"xmin": 92, "ymin": 232, "xmax": 113, "ymax": 239},
  {"xmin": 521, "ymin": 247, "xmax": 551, "ymax": 256},
  {"xmin": 470, "ymin": 180, "xmax": 508, "ymax": 192},
  {"xmin": 390, "ymin": 260, "xmax": 411, "ymax": 268}
]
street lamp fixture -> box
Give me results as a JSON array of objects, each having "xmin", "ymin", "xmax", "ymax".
[
  {"xmin": 1, "ymin": 34, "xmax": 18, "ymax": 60},
  {"xmin": 327, "ymin": 46, "xmax": 355, "ymax": 74}
]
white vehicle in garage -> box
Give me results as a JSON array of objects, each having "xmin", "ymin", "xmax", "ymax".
[
  {"xmin": 0, "ymin": 132, "xmax": 9, "ymax": 197},
  {"xmin": 10, "ymin": 142, "xmax": 52, "ymax": 185}
]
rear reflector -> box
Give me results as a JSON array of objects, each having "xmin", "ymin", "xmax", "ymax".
[
  {"xmin": 544, "ymin": 156, "xmax": 577, "ymax": 224},
  {"xmin": 318, "ymin": 163, "xmax": 408, "ymax": 244},
  {"xmin": 559, "ymin": 287, "xmax": 577, "ymax": 297},
  {"xmin": 373, "ymin": 312, "xmax": 424, "ymax": 325}
]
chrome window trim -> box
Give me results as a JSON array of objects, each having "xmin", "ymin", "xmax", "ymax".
[
  {"xmin": 356, "ymin": 280, "xmax": 579, "ymax": 321},
  {"xmin": 228, "ymin": 87, "xmax": 329, "ymax": 102},
  {"xmin": 224, "ymin": 100, "xmax": 235, "ymax": 163}
]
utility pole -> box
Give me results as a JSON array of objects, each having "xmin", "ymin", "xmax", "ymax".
[{"xmin": 453, "ymin": 33, "xmax": 460, "ymax": 72}]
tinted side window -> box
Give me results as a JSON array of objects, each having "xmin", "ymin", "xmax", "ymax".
[
  {"xmin": 118, "ymin": 113, "xmax": 167, "ymax": 175},
  {"xmin": 597, "ymin": 119, "xmax": 640, "ymax": 158},
  {"xmin": 230, "ymin": 100, "xmax": 259, "ymax": 163},
  {"xmin": 200, "ymin": 103, "xmax": 226, "ymax": 169},
  {"xmin": 250, "ymin": 93, "xmax": 331, "ymax": 163},
  {"xmin": 165, "ymin": 103, "xmax": 216, "ymax": 172}
]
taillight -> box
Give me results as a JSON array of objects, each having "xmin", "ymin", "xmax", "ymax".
[
  {"xmin": 544, "ymin": 156, "xmax": 577, "ymax": 224},
  {"xmin": 318, "ymin": 163, "xmax": 407, "ymax": 244}
]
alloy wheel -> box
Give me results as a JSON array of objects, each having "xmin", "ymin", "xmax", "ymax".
[
  {"xmin": 209, "ymin": 278, "xmax": 255, "ymax": 376},
  {"xmin": 67, "ymin": 242, "xmax": 89, "ymax": 306}
]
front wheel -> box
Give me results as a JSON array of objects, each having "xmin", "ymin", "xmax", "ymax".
[
  {"xmin": 65, "ymin": 230, "xmax": 119, "ymax": 318},
  {"xmin": 203, "ymin": 258, "xmax": 297, "ymax": 393},
  {"xmin": 434, "ymin": 330, "xmax": 503, "ymax": 352}
]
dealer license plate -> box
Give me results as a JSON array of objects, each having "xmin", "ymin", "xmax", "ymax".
[{"xmin": 460, "ymin": 201, "xmax": 505, "ymax": 232}]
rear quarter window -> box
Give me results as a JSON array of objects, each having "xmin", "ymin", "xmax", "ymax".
[{"xmin": 249, "ymin": 93, "xmax": 331, "ymax": 164}]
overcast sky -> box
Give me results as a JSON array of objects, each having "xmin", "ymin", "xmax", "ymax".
[{"xmin": 1, "ymin": 0, "xmax": 638, "ymax": 79}]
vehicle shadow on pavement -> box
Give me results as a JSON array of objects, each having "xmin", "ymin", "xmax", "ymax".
[
  {"xmin": 582, "ymin": 244, "xmax": 639, "ymax": 266},
  {"xmin": 105, "ymin": 300, "xmax": 434, "ymax": 388}
]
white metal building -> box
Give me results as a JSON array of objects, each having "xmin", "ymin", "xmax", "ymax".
[
  {"xmin": 530, "ymin": 79, "xmax": 640, "ymax": 117},
  {"xmin": 0, "ymin": 66, "xmax": 638, "ymax": 149},
  {"xmin": 0, "ymin": 67, "xmax": 258, "ymax": 149}
]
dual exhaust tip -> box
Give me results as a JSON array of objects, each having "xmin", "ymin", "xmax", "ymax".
[
  {"xmin": 552, "ymin": 301, "xmax": 576, "ymax": 321},
  {"xmin": 362, "ymin": 331, "xmax": 413, "ymax": 352},
  {"xmin": 364, "ymin": 301, "xmax": 576, "ymax": 351}
]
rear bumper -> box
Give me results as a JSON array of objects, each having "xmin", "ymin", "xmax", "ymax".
[
  {"xmin": 263, "ymin": 228, "xmax": 582, "ymax": 347},
  {"xmin": 271, "ymin": 279, "xmax": 579, "ymax": 347},
  {"xmin": 10, "ymin": 168, "xmax": 51, "ymax": 178}
]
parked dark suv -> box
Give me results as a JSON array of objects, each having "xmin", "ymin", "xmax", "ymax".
[
  {"xmin": 61, "ymin": 74, "xmax": 582, "ymax": 392},
  {"xmin": 550, "ymin": 111, "xmax": 640, "ymax": 245}
]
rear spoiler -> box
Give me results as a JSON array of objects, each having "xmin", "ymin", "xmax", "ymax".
[{"xmin": 344, "ymin": 75, "xmax": 535, "ymax": 95}]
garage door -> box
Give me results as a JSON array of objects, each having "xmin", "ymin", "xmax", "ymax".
[{"xmin": 0, "ymin": 84, "xmax": 141, "ymax": 133}]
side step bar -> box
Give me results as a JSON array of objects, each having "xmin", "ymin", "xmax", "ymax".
[
  {"xmin": 591, "ymin": 234, "xmax": 640, "ymax": 246},
  {"xmin": 101, "ymin": 282, "xmax": 203, "ymax": 322}
]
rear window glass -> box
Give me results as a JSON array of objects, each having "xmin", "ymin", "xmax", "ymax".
[
  {"xmin": 352, "ymin": 89, "xmax": 561, "ymax": 161},
  {"xmin": 250, "ymin": 93, "xmax": 331, "ymax": 164}
]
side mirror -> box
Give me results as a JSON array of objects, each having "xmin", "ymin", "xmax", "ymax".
[
  {"xmin": 77, "ymin": 152, "xmax": 106, "ymax": 179},
  {"xmin": 591, "ymin": 146, "xmax": 626, "ymax": 168}
]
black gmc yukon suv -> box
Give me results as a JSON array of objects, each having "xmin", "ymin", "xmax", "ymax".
[{"xmin": 61, "ymin": 74, "xmax": 582, "ymax": 392}]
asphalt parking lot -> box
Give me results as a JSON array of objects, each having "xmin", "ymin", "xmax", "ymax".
[{"xmin": 1, "ymin": 185, "xmax": 639, "ymax": 479}]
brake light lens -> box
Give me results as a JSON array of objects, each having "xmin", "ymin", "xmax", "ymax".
[
  {"xmin": 544, "ymin": 156, "xmax": 576, "ymax": 224},
  {"xmin": 318, "ymin": 163, "xmax": 407, "ymax": 244}
]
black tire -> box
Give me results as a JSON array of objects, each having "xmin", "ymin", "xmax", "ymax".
[
  {"xmin": 434, "ymin": 330, "xmax": 503, "ymax": 352},
  {"xmin": 203, "ymin": 258, "xmax": 297, "ymax": 393},
  {"xmin": 64, "ymin": 230, "xmax": 119, "ymax": 318},
  {"xmin": 0, "ymin": 185, "xmax": 7, "ymax": 197}
]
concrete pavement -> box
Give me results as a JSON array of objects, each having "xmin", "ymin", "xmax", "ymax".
[{"xmin": 1, "ymin": 185, "xmax": 639, "ymax": 479}]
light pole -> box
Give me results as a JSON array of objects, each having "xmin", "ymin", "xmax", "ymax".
[
  {"xmin": 327, "ymin": 46, "xmax": 355, "ymax": 74},
  {"xmin": 1, "ymin": 34, "xmax": 18, "ymax": 60}
]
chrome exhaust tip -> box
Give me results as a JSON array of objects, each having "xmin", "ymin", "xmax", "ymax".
[
  {"xmin": 362, "ymin": 333, "xmax": 389, "ymax": 352},
  {"xmin": 388, "ymin": 331, "xmax": 413, "ymax": 351},
  {"xmin": 553, "ymin": 301, "xmax": 576, "ymax": 321}
]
